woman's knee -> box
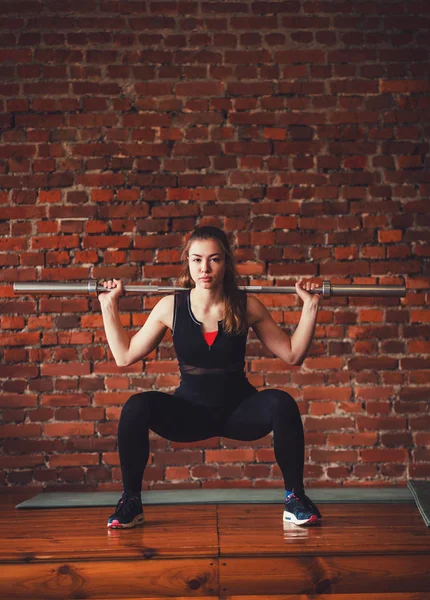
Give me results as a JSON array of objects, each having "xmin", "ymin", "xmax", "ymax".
[
  {"xmin": 121, "ymin": 391, "xmax": 156, "ymax": 418},
  {"xmin": 267, "ymin": 389, "xmax": 300, "ymax": 414}
]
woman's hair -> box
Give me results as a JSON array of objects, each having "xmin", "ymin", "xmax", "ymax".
[{"xmin": 176, "ymin": 226, "xmax": 247, "ymax": 335}]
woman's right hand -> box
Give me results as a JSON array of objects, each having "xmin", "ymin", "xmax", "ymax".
[{"xmin": 98, "ymin": 279, "xmax": 124, "ymax": 306}]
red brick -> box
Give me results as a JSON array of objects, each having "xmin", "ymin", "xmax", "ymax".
[
  {"xmin": 165, "ymin": 466, "xmax": 190, "ymax": 481},
  {"xmin": 153, "ymin": 451, "xmax": 203, "ymax": 466},
  {"xmin": 190, "ymin": 465, "xmax": 218, "ymax": 479},
  {"xmin": 43, "ymin": 423, "xmax": 94, "ymax": 437},
  {"xmin": 305, "ymin": 417, "xmax": 355, "ymax": 431},
  {"xmin": 206, "ymin": 449, "xmax": 255, "ymax": 463},
  {"xmin": 327, "ymin": 432, "xmax": 378, "ymax": 447},
  {"xmin": 304, "ymin": 358, "xmax": 344, "ymax": 370},
  {"xmin": 276, "ymin": 50, "xmax": 325, "ymax": 64},
  {"xmin": 0, "ymin": 455, "xmax": 45, "ymax": 468},
  {"xmin": 353, "ymin": 465, "xmax": 378, "ymax": 478},
  {"xmin": 175, "ymin": 81, "xmax": 225, "ymax": 97},
  {"xmin": 255, "ymin": 448, "xmax": 275, "ymax": 463},
  {"xmin": 409, "ymin": 464, "xmax": 430, "ymax": 478},
  {"xmin": 356, "ymin": 416, "xmax": 407, "ymax": 430},
  {"xmin": 50, "ymin": 454, "xmax": 99, "ymax": 467},
  {"xmin": 0, "ymin": 424, "xmax": 42, "ymax": 438},
  {"xmin": 218, "ymin": 465, "xmax": 243, "ymax": 478},
  {"xmin": 380, "ymin": 80, "xmax": 430, "ymax": 93},
  {"xmin": 0, "ymin": 394, "xmax": 38, "ymax": 408},
  {"xmin": 311, "ymin": 450, "xmax": 359, "ymax": 462},
  {"xmin": 303, "ymin": 387, "xmax": 352, "ymax": 402},
  {"xmin": 361, "ymin": 448, "xmax": 408, "ymax": 463},
  {"xmin": 309, "ymin": 401, "xmax": 336, "ymax": 416}
]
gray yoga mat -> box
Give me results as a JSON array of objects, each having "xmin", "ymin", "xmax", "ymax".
[
  {"xmin": 16, "ymin": 487, "xmax": 414, "ymax": 509},
  {"xmin": 408, "ymin": 480, "xmax": 430, "ymax": 527}
]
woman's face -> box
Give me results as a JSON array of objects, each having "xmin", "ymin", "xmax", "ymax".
[{"xmin": 188, "ymin": 238, "xmax": 226, "ymax": 291}]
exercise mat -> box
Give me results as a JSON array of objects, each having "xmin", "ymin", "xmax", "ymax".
[
  {"xmin": 16, "ymin": 487, "xmax": 413, "ymax": 509},
  {"xmin": 408, "ymin": 480, "xmax": 430, "ymax": 527}
]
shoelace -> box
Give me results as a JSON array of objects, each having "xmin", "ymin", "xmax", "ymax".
[
  {"xmin": 301, "ymin": 495, "xmax": 321, "ymax": 517},
  {"xmin": 286, "ymin": 494, "xmax": 321, "ymax": 520},
  {"xmin": 287, "ymin": 494, "xmax": 314, "ymax": 514},
  {"xmin": 116, "ymin": 494, "xmax": 140, "ymax": 515},
  {"xmin": 288, "ymin": 493, "xmax": 312, "ymax": 505},
  {"xmin": 286, "ymin": 493, "xmax": 306, "ymax": 503}
]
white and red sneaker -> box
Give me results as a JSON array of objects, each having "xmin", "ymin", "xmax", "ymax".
[
  {"xmin": 283, "ymin": 493, "xmax": 322, "ymax": 526},
  {"xmin": 107, "ymin": 493, "xmax": 144, "ymax": 529}
]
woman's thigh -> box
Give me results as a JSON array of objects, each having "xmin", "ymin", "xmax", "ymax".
[
  {"xmin": 145, "ymin": 391, "xmax": 222, "ymax": 443},
  {"xmin": 220, "ymin": 388, "xmax": 295, "ymax": 441},
  {"xmin": 220, "ymin": 388, "xmax": 301, "ymax": 441}
]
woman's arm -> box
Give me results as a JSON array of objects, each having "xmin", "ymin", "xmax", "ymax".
[
  {"xmin": 248, "ymin": 279, "xmax": 321, "ymax": 366},
  {"xmin": 289, "ymin": 299, "xmax": 319, "ymax": 366},
  {"xmin": 99, "ymin": 279, "xmax": 172, "ymax": 367},
  {"xmin": 122, "ymin": 296, "xmax": 172, "ymax": 366}
]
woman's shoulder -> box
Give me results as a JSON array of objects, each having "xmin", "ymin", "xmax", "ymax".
[
  {"xmin": 152, "ymin": 294, "xmax": 177, "ymax": 329},
  {"xmin": 155, "ymin": 289, "xmax": 189, "ymax": 310},
  {"xmin": 246, "ymin": 294, "xmax": 266, "ymax": 327}
]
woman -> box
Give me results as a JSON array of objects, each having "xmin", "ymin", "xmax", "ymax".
[{"xmin": 99, "ymin": 226, "xmax": 322, "ymax": 529}]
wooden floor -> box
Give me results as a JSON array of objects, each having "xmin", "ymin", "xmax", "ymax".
[{"xmin": 1, "ymin": 493, "xmax": 430, "ymax": 599}]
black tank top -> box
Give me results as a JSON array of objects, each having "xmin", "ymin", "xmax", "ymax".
[
  {"xmin": 172, "ymin": 289, "xmax": 256, "ymax": 407},
  {"xmin": 173, "ymin": 289, "xmax": 247, "ymax": 375}
]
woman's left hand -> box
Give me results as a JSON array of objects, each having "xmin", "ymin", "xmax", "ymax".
[{"xmin": 295, "ymin": 278, "xmax": 322, "ymax": 307}]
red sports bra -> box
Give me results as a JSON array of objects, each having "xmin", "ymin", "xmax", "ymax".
[{"xmin": 203, "ymin": 331, "xmax": 218, "ymax": 347}]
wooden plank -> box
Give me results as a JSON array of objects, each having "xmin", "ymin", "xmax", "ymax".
[
  {"xmin": 0, "ymin": 505, "xmax": 219, "ymax": 561},
  {"xmin": 219, "ymin": 555, "xmax": 430, "ymax": 596},
  {"xmin": 0, "ymin": 559, "xmax": 218, "ymax": 599},
  {"xmin": 96, "ymin": 597, "xmax": 217, "ymax": 600},
  {"xmin": 219, "ymin": 503, "xmax": 425, "ymax": 524},
  {"xmin": 35, "ymin": 595, "xmax": 430, "ymax": 600},
  {"xmin": 219, "ymin": 504, "xmax": 430, "ymax": 556},
  {"xmin": 221, "ymin": 595, "xmax": 430, "ymax": 600}
]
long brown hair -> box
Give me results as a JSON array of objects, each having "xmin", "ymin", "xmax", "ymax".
[{"xmin": 176, "ymin": 226, "xmax": 248, "ymax": 335}]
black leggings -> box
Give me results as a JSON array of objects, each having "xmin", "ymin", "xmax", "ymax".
[{"xmin": 118, "ymin": 388, "xmax": 305, "ymax": 496}]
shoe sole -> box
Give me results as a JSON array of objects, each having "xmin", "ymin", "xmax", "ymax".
[
  {"xmin": 283, "ymin": 511, "xmax": 321, "ymax": 526},
  {"xmin": 107, "ymin": 514, "xmax": 144, "ymax": 529}
]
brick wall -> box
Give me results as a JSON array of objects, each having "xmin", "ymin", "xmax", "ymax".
[{"xmin": 0, "ymin": 0, "xmax": 429, "ymax": 492}]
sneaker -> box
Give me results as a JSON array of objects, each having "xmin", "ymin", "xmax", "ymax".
[
  {"xmin": 107, "ymin": 493, "xmax": 144, "ymax": 529},
  {"xmin": 283, "ymin": 493, "xmax": 322, "ymax": 526}
]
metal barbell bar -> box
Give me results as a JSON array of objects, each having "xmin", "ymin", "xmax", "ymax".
[{"xmin": 13, "ymin": 281, "xmax": 406, "ymax": 298}]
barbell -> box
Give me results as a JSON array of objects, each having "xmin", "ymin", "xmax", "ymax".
[{"xmin": 13, "ymin": 281, "xmax": 406, "ymax": 298}]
